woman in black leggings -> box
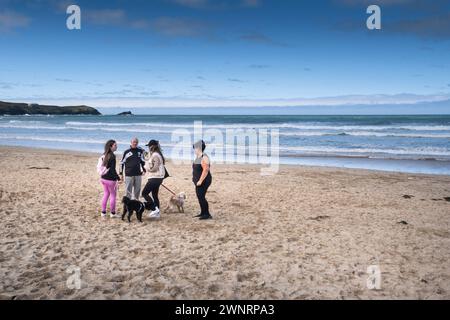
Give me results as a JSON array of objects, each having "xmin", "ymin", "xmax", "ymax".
[
  {"xmin": 142, "ymin": 140, "xmax": 166, "ymax": 219},
  {"xmin": 192, "ymin": 140, "xmax": 212, "ymax": 220}
]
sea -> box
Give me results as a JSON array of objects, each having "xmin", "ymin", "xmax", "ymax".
[{"xmin": 1, "ymin": 114, "xmax": 449, "ymax": 175}]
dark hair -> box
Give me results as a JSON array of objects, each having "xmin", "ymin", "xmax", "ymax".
[
  {"xmin": 150, "ymin": 142, "xmax": 165, "ymax": 165},
  {"xmin": 103, "ymin": 139, "xmax": 116, "ymax": 166}
]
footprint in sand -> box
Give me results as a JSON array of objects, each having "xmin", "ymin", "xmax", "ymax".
[
  {"xmin": 236, "ymin": 271, "xmax": 260, "ymax": 282},
  {"xmin": 308, "ymin": 215, "xmax": 331, "ymax": 221}
]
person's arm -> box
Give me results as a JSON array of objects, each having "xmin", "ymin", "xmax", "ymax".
[
  {"xmin": 119, "ymin": 149, "xmax": 127, "ymax": 177},
  {"xmin": 144, "ymin": 155, "xmax": 151, "ymax": 173},
  {"xmin": 196, "ymin": 156, "xmax": 210, "ymax": 186},
  {"xmin": 140, "ymin": 148, "xmax": 147, "ymax": 174},
  {"xmin": 148, "ymin": 154, "xmax": 161, "ymax": 173},
  {"xmin": 111, "ymin": 156, "xmax": 121, "ymax": 181}
]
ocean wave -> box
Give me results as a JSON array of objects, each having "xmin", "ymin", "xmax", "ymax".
[
  {"xmin": 165, "ymin": 143, "xmax": 450, "ymax": 157},
  {"xmin": 3, "ymin": 123, "xmax": 450, "ymax": 139},
  {"xmin": 0, "ymin": 134, "xmax": 182, "ymax": 148},
  {"xmin": 65, "ymin": 121, "xmax": 196, "ymax": 128},
  {"xmin": 0, "ymin": 124, "xmax": 176, "ymax": 134},
  {"xmin": 278, "ymin": 146, "xmax": 450, "ymax": 157},
  {"xmin": 0, "ymin": 124, "xmax": 69, "ymax": 130},
  {"xmin": 8, "ymin": 120, "xmax": 47, "ymax": 124},
  {"xmin": 0, "ymin": 134, "xmax": 116, "ymax": 145},
  {"xmin": 63, "ymin": 121, "xmax": 450, "ymax": 131},
  {"xmin": 281, "ymin": 131, "xmax": 450, "ymax": 138},
  {"xmin": 1, "ymin": 134, "xmax": 449, "ymax": 160},
  {"xmin": 4, "ymin": 119, "xmax": 450, "ymax": 131},
  {"xmin": 204, "ymin": 144, "xmax": 450, "ymax": 157}
]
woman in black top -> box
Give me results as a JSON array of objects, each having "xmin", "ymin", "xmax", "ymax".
[
  {"xmin": 192, "ymin": 140, "xmax": 212, "ymax": 220},
  {"xmin": 100, "ymin": 140, "xmax": 121, "ymax": 218}
]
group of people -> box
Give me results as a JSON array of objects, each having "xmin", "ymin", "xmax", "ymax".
[{"xmin": 98, "ymin": 137, "xmax": 213, "ymax": 221}]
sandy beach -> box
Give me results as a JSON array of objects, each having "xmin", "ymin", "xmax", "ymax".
[{"xmin": 0, "ymin": 145, "xmax": 449, "ymax": 300}]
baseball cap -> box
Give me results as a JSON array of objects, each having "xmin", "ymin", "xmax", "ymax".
[{"xmin": 145, "ymin": 139, "xmax": 159, "ymax": 147}]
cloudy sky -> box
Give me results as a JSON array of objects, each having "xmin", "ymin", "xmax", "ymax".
[{"xmin": 0, "ymin": 0, "xmax": 449, "ymax": 111}]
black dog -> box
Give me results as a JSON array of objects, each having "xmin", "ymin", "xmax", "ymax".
[{"xmin": 121, "ymin": 196, "xmax": 145, "ymax": 223}]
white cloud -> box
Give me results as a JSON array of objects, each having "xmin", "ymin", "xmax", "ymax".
[
  {"xmin": 152, "ymin": 16, "xmax": 207, "ymax": 37},
  {"xmin": 82, "ymin": 9, "xmax": 209, "ymax": 38},
  {"xmin": 9, "ymin": 93, "xmax": 450, "ymax": 108},
  {"xmin": 0, "ymin": 10, "xmax": 30, "ymax": 32},
  {"xmin": 171, "ymin": 0, "xmax": 208, "ymax": 8},
  {"xmin": 169, "ymin": 0, "xmax": 262, "ymax": 9},
  {"xmin": 85, "ymin": 9, "xmax": 127, "ymax": 26}
]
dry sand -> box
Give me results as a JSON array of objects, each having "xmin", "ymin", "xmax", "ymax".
[{"xmin": 0, "ymin": 146, "xmax": 449, "ymax": 299}]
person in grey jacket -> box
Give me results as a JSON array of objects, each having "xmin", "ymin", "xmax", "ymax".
[
  {"xmin": 119, "ymin": 137, "xmax": 146, "ymax": 200},
  {"xmin": 142, "ymin": 140, "xmax": 166, "ymax": 219}
]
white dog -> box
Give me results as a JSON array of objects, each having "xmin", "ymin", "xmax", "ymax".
[{"xmin": 164, "ymin": 192, "xmax": 187, "ymax": 213}]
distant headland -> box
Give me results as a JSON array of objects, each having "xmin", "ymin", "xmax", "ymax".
[
  {"xmin": 117, "ymin": 111, "xmax": 133, "ymax": 116},
  {"xmin": 0, "ymin": 101, "xmax": 101, "ymax": 115}
]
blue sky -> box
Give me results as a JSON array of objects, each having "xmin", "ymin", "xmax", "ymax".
[{"xmin": 1, "ymin": 0, "xmax": 450, "ymax": 112}]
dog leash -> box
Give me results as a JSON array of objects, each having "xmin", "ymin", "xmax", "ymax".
[{"xmin": 161, "ymin": 183, "xmax": 176, "ymax": 196}]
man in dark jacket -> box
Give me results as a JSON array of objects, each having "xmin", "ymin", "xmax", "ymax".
[{"xmin": 119, "ymin": 137, "xmax": 146, "ymax": 200}]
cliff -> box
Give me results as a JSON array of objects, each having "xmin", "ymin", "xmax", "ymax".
[{"xmin": 0, "ymin": 101, "xmax": 101, "ymax": 115}]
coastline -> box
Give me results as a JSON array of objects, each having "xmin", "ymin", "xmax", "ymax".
[
  {"xmin": 1, "ymin": 143, "xmax": 449, "ymax": 177},
  {"xmin": 1, "ymin": 113, "xmax": 450, "ymax": 176},
  {"xmin": 1, "ymin": 145, "xmax": 450, "ymax": 299}
]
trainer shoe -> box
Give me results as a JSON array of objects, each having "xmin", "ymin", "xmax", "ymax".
[{"xmin": 149, "ymin": 207, "xmax": 160, "ymax": 219}]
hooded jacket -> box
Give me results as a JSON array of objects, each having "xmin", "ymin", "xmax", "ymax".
[{"xmin": 120, "ymin": 146, "xmax": 146, "ymax": 177}]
